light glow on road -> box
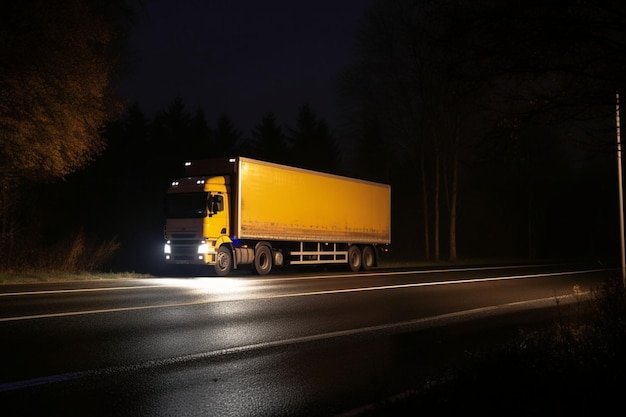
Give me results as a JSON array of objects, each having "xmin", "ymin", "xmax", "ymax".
[
  {"xmin": 0, "ymin": 278, "xmax": 256, "ymax": 298},
  {"xmin": 149, "ymin": 277, "xmax": 251, "ymax": 294},
  {"xmin": 0, "ymin": 268, "xmax": 603, "ymax": 322}
]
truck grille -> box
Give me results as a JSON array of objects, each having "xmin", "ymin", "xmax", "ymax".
[
  {"xmin": 167, "ymin": 242, "xmax": 202, "ymax": 264},
  {"xmin": 170, "ymin": 243, "xmax": 197, "ymax": 256}
]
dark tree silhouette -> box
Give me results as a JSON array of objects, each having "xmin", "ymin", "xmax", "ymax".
[
  {"xmin": 0, "ymin": 0, "xmax": 135, "ymax": 182},
  {"xmin": 151, "ymin": 97, "xmax": 197, "ymax": 180},
  {"xmin": 341, "ymin": 0, "xmax": 626, "ymax": 262},
  {"xmin": 288, "ymin": 103, "xmax": 340, "ymax": 173},
  {"xmin": 341, "ymin": 0, "xmax": 472, "ymax": 261},
  {"xmin": 246, "ymin": 112, "xmax": 289, "ymax": 164},
  {"xmin": 0, "ymin": 0, "xmax": 137, "ymax": 268},
  {"xmin": 189, "ymin": 108, "xmax": 213, "ymax": 159},
  {"xmin": 212, "ymin": 114, "xmax": 242, "ymax": 157}
]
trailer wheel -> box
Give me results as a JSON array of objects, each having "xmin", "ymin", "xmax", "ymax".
[
  {"xmin": 361, "ymin": 246, "xmax": 376, "ymax": 271},
  {"xmin": 254, "ymin": 245, "xmax": 273, "ymax": 275},
  {"xmin": 348, "ymin": 245, "xmax": 362, "ymax": 272},
  {"xmin": 215, "ymin": 246, "xmax": 232, "ymax": 276}
]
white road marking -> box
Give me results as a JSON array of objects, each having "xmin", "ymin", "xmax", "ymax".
[{"xmin": 0, "ymin": 269, "xmax": 602, "ymax": 322}]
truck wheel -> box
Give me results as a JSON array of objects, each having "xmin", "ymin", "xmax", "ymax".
[
  {"xmin": 254, "ymin": 245, "xmax": 273, "ymax": 275},
  {"xmin": 348, "ymin": 245, "xmax": 362, "ymax": 272},
  {"xmin": 215, "ymin": 246, "xmax": 232, "ymax": 276},
  {"xmin": 361, "ymin": 246, "xmax": 375, "ymax": 271}
]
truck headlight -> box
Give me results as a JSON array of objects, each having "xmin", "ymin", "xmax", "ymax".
[
  {"xmin": 164, "ymin": 241, "xmax": 171, "ymax": 254},
  {"xmin": 198, "ymin": 241, "xmax": 209, "ymax": 254}
]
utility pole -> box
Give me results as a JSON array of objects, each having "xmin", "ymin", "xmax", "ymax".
[{"xmin": 616, "ymin": 91, "xmax": 626, "ymax": 287}]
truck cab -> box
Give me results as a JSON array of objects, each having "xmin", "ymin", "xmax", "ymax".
[{"xmin": 163, "ymin": 175, "xmax": 231, "ymax": 267}]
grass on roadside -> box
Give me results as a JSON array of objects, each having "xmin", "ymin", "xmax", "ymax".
[
  {"xmin": 0, "ymin": 270, "xmax": 152, "ymax": 284},
  {"xmin": 0, "ymin": 231, "xmax": 151, "ymax": 284}
]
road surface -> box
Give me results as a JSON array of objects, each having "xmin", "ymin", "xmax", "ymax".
[{"xmin": 0, "ymin": 263, "xmax": 613, "ymax": 416}]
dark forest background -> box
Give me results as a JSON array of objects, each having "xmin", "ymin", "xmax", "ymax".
[{"xmin": 2, "ymin": 0, "xmax": 626, "ymax": 274}]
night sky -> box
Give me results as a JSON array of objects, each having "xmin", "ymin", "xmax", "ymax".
[{"xmin": 118, "ymin": 0, "xmax": 373, "ymax": 134}]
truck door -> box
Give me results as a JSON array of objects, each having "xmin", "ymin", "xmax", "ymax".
[{"xmin": 207, "ymin": 193, "xmax": 228, "ymax": 237}]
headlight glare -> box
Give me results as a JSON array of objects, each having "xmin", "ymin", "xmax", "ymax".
[{"xmin": 198, "ymin": 241, "xmax": 209, "ymax": 254}]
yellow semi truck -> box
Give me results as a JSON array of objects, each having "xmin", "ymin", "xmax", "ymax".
[{"xmin": 163, "ymin": 157, "xmax": 391, "ymax": 276}]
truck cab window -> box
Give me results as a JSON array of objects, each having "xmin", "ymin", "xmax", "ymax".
[
  {"xmin": 209, "ymin": 194, "xmax": 224, "ymax": 214},
  {"xmin": 165, "ymin": 192, "xmax": 208, "ymax": 218}
]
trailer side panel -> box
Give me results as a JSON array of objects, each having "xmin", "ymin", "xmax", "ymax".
[{"xmin": 237, "ymin": 158, "xmax": 390, "ymax": 244}]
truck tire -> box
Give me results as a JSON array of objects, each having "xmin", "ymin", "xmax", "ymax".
[
  {"xmin": 348, "ymin": 245, "xmax": 362, "ymax": 272},
  {"xmin": 361, "ymin": 245, "xmax": 376, "ymax": 271},
  {"xmin": 215, "ymin": 246, "xmax": 232, "ymax": 276},
  {"xmin": 254, "ymin": 244, "xmax": 273, "ymax": 275}
]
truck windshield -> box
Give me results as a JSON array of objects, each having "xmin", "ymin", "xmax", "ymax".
[{"xmin": 165, "ymin": 192, "xmax": 208, "ymax": 218}]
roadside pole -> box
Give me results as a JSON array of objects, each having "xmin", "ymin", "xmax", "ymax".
[{"xmin": 616, "ymin": 91, "xmax": 626, "ymax": 287}]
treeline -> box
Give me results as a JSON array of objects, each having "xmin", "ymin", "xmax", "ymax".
[{"xmin": 21, "ymin": 94, "xmax": 618, "ymax": 274}]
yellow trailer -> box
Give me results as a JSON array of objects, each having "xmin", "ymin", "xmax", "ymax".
[{"xmin": 164, "ymin": 157, "xmax": 391, "ymax": 276}]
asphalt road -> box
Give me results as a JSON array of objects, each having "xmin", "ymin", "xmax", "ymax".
[{"xmin": 0, "ymin": 263, "xmax": 613, "ymax": 416}]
